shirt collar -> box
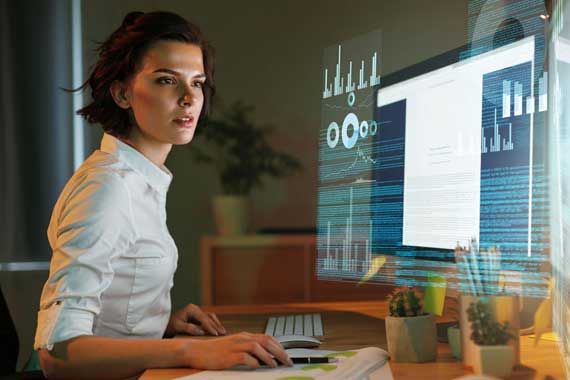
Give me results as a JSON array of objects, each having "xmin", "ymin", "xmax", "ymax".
[{"xmin": 100, "ymin": 133, "xmax": 172, "ymax": 195}]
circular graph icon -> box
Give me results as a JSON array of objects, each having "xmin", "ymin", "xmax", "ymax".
[
  {"xmin": 347, "ymin": 91, "xmax": 356, "ymax": 107},
  {"xmin": 341, "ymin": 113, "xmax": 359, "ymax": 149},
  {"xmin": 369, "ymin": 120, "xmax": 378, "ymax": 136},
  {"xmin": 327, "ymin": 121, "xmax": 340, "ymax": 148},
  {"xmin": 359, "ymin": 120, "xmax": 369, "ymax": 138}
]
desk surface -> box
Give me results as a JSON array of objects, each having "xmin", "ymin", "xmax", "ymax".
[{"xmin": 141, "ymin": 301, "xmax": 565, "ymax": 380}]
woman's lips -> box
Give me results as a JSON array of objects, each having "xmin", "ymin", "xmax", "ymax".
[{"xmin": 173, "ymin": 116, "xmax": 195, "ymax": 128}]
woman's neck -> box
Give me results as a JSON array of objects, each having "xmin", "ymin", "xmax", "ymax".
[{"xmin": 121, "ymin": 128, "xmax": 172, "ymax": 167}]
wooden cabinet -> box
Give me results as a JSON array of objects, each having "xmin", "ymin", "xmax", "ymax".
[{"xmin": 200, "ymin": 235, "xmax": 392, "ymax": 305}]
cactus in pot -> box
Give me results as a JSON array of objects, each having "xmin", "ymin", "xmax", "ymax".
[
  {"xmin": 467, "ymin": 299, "xmax": 515, "ymax": 378},
  {"xmin": 385, "ymin": 287, "xmax": 437, "ymax": 362},
  {"xmin": 387, "ymin": 286, "xmax": 423, "ymax": 317}
]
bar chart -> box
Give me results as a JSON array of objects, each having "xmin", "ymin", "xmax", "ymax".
[
  {"xmin": 500, "ymin": 71, "xmax": 548, "ymax": 117},
  {"xmin": 322, "ymin": 45, "xmax": 381, "ymax": 100},
  {"xmin": 321, "ymin": 187, "xmax": 374, "ymax": 275},
  {"xmin": 538, "ymin": 71, "xmax": 547, "ymax": 112},
  {"xmin": 481, "ymin": 108, "xmax": 514, "ymax": 154}
]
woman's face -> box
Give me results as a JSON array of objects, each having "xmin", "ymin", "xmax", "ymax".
[{"xmin": 121, "ymin": 40, "xmax": 206, "ymax": 146}]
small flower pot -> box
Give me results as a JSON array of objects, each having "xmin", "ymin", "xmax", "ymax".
[
  {"xmin": 385, "ymin": 313, "xmax": 437, "ymax": 362},
  {"xmin": 447, "ymin": 325, "xmax": 462, "ymax": 359},
  {"xmin": 473, "ymin": 344, "xmax": 514, "ymax": 378},
  {"xmin": 212, "ymin": 195, "xmax": 250, "ymax": 235}
]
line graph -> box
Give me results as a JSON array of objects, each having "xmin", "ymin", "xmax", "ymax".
[{"xmin": 323, "ymin": 146, "xmax": 377, "ymax": 179}]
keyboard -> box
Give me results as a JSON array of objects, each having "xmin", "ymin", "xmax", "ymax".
[{"xmin": 264, "ymin": 313, "xmax": 324, "ymax": 338}]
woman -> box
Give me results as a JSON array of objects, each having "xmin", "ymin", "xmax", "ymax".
[{"xmin": 35, "ymin": 11, "xmax": 292, "ymax": 379}]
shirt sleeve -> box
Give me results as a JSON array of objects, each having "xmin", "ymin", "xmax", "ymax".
[{"xmin": 34, "ymin": 170, "xmax": 136, "ymax": 350}]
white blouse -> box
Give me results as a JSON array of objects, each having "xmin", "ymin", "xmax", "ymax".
[{"xmin": 34, "ymin": 133, "xmax": 178, "ymax": 350}]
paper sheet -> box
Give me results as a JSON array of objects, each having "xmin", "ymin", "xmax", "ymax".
[{"xmin": 176, "ymin": 347, "xmax": 392, "ymax": 380}]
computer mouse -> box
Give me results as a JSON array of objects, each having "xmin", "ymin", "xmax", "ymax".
[{"xmin": 276, "ymin": 334, "xmax": 322, "ymax": 349}]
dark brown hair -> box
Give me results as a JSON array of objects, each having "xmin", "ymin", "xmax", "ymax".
[{"xmin": 77, "ymin": 11, "xmax": 215, "ymax": 137}]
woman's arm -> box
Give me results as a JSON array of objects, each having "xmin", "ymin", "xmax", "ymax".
[
  {"xmin": 40, "ymin": 335, "xmax": 186, "ymax": 379},
  {"xmin": 40, "ymin": 332, "xmax": 292, "ymax": 379}
]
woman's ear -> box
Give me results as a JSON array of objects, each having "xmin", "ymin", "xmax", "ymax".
[{"xmin": 110, "ymin": 81, "xmax": 131, "ymax": 109}]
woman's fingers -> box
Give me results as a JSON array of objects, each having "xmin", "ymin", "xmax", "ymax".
[
  {"xmin": 243, "ymin": 341, "xmax": 277, "ymax": 368},
  {"xmin": 182, "ymin": 322, "xmax": 205, "ymax": 336},
  {"xmin": 233, "ymin": 352, "xmax": 260, "ymax": 369},
  {"xmin": 256, "ymin": 335, "xmax": 293, "ymax": 366},
  {"xmin": 199, "ymin": 317, "xmax": 220, "ymax": 336},
  {"xmin": 208, "ymin": 312, "xmax": 227, "ymax": 335},
  {"xmin": 235, "ymin": 334, "xmax": 292, "ymax": 367},
  {"xmin": 188, "ymin": 306, "xmax": 220, "ymax": 336},
  {"xmin": 187, "ymin": 305, "xmax": 225, "ymax": 336}
]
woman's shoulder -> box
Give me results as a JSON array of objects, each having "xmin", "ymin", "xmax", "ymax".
[
  {"xmin": 76, "ymin": 149, "xmax": 134, "ymax": 180},
  {"xmin": 60, "ymin": 153, "xmax": 134, "ymax": 208},
  {"xmin": 69, "ymin": 148, "xmax": 149, "ymax": 192}
]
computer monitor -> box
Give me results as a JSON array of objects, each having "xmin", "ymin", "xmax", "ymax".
[{"xmin": 317, "ymin": 35, "xmax": 550, "ymax": 298}]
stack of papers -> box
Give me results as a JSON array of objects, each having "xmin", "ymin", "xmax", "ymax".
[{"xmin": 176, "ymin": 347, "xmax": 392, "ymax": 380}]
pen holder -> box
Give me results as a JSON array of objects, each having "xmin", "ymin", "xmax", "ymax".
[{"xmin": 459, "ymin": 295, "xmax": 520, "ymax": 369}]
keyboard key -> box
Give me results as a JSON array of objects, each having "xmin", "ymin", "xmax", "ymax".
[
  {"xmin": 274, "ymin": 316, "xmax": 286, "ymax": 336},
  {"xmin": 294, "ymin": 315, "xmax": 304, "ymax": 335},
  {"xmin": 313, "ymin": 313, "xmax": 324, "ymax": 337},
  {"xmin": 304, "ymin": 314, "xmax": 313, "ymax": 336},
  {"xmin": 284, "ymin": 315, "xmax": 295, "ymax": 335},
  {"xmin": 265, "ymin": 316, "xmax": 276, "ymax": 336}
]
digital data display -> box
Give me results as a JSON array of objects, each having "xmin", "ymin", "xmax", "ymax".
[{"xmin": 317, "ymin": 34, "xmax": 550, "ymax": 297}]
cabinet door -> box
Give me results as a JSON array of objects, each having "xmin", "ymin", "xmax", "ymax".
[{"xmin": 212, "ymin": 246, "xmax": 308, "ymax": 305}]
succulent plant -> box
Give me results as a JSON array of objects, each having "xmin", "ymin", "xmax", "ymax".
[
  {"xmin": 387, "ymin": 287, "xmax": 424, "ymax": 317},
  {"xmin": 467, "ymin": 299, "xmax": 513, "ymax": 345}
]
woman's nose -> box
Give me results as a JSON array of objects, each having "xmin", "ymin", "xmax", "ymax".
[{"xmin": 179, "ymin": 92, "xmax": 193, "ymax": 107}]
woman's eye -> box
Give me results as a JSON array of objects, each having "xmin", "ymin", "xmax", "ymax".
[
  {"xmin": 192, "ymin": 81, "xmax": 205, "ymax": 88},
  {"xmin": 157, "ymin": 77, "xmax": 176, "ymax": 85}
]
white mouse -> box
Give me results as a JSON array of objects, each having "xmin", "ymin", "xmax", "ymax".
[{"xmin": 276, "ymin": 335, "xmax": 322, "ymax": 349}]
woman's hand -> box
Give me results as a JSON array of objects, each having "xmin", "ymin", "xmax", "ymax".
[
  {"xmin": 182, "ymin": 332, "xmax": 293, "ymax": 369},
  {"xmin": 165, "ymin": 304, "xmax": 226, "ymax": 337}
]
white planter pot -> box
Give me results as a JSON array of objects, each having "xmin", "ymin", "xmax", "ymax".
[
  {"xmin": 473, "ymin": 344, "xmax": 514, "ymax": 378},
  {"xmin": 385, "ymin": 313, "xmax": 437, "ymax": 362},
  {"xmin": 212, "ymin": 195, "xmax": 250, "ymax": 236},
  {"xmin": 460, "ymin": 295, "xmax": 520, "ymax": 369}
]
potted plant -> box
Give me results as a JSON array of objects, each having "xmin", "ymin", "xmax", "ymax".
[
  {"xmin": 466, "ymin": 299, "xmax": 514, "ymax": 378},
  {"xmin": 444, "ymin": 299, "xmax": 462, "ymax": 360},
  {"xmin": 189, "ymin": 101, "xmax": 301, "ymax": 235},
  {"xmin": 385, "ymin": 287, "xmax": 437, "ymax": 362}
]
